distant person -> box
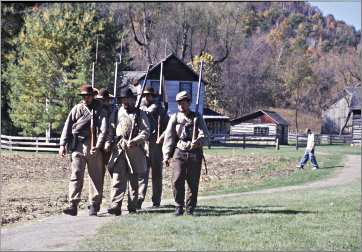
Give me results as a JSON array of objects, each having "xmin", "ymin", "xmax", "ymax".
[{"xmin": 297, "ymin": 128, "xmax": 319, "ymax": 170}]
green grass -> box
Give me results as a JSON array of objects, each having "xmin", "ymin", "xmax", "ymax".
[
  {"xmin": 198, "ymin": 145, "xmax": 360, "ymax": 196},
  {"xmin": 78, "ymin": 181, "xmax": 361, "ymax": 251}
]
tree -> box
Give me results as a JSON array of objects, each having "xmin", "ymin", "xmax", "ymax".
[
  {"xmin": 190, "ymin": 52, "xmax": 225, "ymax": 113},
  {"xmin": 1, "ymin": 2, "xmax": 34, "ymax": 134},
  {"xmin": 4, "ymin": 3, "xmax": 126, "ymax": 136},
  {"xmin": 281, "ymin": 53, "xmax": 317, "ymax": 133}
]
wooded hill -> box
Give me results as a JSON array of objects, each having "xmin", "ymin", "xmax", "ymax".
[{"xmin": 1, "ymin": 2, "xmax": 360, "ymax": 136}]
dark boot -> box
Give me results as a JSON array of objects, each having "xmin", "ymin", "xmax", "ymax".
[
  {"xmin": 89, "ymin": 205, "xmax": 98, "ymax": 216},
  {"xmin": 63, "ymin": 203, "xmax": 78, "ymax": 216},
  {"xmin": 175, "ymin": 206, "xmax": 184, "ymax": 216},
  {"xmin": 186, "ymin": 207, "xmax": 194, "ymax": 215},
  {"xmin": 128, "ymin": 206, "xmax": 137, "ymax": 214},
  {"xmin": 107, "ymin": 205, "xmax": 122, "ymax": 216},
  {"xmin": 136, "ymin": 199, "xmax": 143, "ymax": 210}
]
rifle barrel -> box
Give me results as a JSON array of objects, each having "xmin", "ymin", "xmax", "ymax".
[{"xmin": 195, "ymin": 60, "xmax": 204, "ymax": 113}]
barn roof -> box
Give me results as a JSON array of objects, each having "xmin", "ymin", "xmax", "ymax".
[
  {"xmin": 203, "ymin": 108, "xmax": 230, "ymax": 120},
  {"xmin": 345, "ymin": 86, "xmax": 361, "ymax": 111},
  {"xmin": 322, "ymin": 84, "xmax": 361, "ymax": 111},
  {"xmin": 119, "ymin": 53, "xmax": 207, "ymax": 89},
  {"xmin": 231, "ymin": 110, "xmax": 289, "ymax": 126}
]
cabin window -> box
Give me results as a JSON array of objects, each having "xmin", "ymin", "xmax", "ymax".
[
  {"xmin": 179, "ymin": 82, "xmax": 192, "ymax": 102},
  {"xmin": 150, "ymin": 81, "xmax": 160, "ymax": 93},
  {"xmin": 254, "ymin": 127, "xmax": 269, "ymax": 136}
]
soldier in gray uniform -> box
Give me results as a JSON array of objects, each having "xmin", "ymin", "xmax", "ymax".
[
  {"xmin": 105, "ymin": 88, "xmax": 150, "ymax": 215},
  {"xmin": 137, "ymin": 87, "xmax": 169, "ymax": 209},
  {"xmin": 59, "ymin": 84, "xmax": 108, "ymax": 216},
  {"xmin": 162, "ymin": 90, "xmax": 209, "ymax": 216}
]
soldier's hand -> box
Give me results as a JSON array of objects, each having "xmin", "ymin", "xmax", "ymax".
[
  {"xmin": 163, "ymin": 159, "xmax": 170, "ymax": 167},
  {"xmin": 59, "ymin": 146, "xmax": 66, "ymax": 157},
  {"xmin": 191, "ymin": 140, "xmax": 201, "ymax": 150},
  {"xmin": 104, "ymin": 142, "xmax": 111, "ymax": 152},
  {"xmin": 127, "ymin": 140, "xmax": 136, "ymax": 149},
  {"xmin": 90, "ymin": 146, "xmax": 98, "ymax": 155}
]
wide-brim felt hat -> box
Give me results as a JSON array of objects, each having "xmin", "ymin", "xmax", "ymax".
[
  {"xmin": 95, "ymin": 88, "xmax": 114, "ymax": 99},
  {"xmin": 79, "ymin": 84, "xmax": 95, "ymax": 96},
  {"xmin": 118, "ymin": 88, "xmax": 136, "ymax": 98},
  {"xmin": 143, "ymin": 86, "xmax": 157, "ymax": 96}
]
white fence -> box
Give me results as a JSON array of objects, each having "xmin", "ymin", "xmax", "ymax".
[{"xmin": 1, "ymin": 135, "xmax": 60, "ymax": 152}]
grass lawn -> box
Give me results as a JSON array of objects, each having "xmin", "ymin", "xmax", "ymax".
[
  {"xmin": 78, "ymin": 181, "xmax": 361, "ymax": 251},
  {"xmin": 188, "ymin": 144, "xmax": 360, "ymax": 196}
]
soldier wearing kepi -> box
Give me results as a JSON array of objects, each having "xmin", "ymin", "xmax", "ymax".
[
  {"xmin": 105, "ymin": 88, "xmax": 150, "ymax": 216},
  {"xmin": 137, "ymin": 87, "xmax": 169, "ymax": 209},
  {"xmin": 59, "ymin": 84, "xmax": 108, "ymax": 216},
  {"xmin": 162, "ymin": 90, "xmax": 209, "ymax": 216}
]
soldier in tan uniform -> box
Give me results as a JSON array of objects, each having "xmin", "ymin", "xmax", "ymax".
[
  {"xmin": 59, "ymin": 84, "xmax": 108, "ymax": 216},
  {"xmin": 162, "ymin": 91, "xmax": 209, "ymax": 216},
  {"xmin": 137, "ymin": 87, "xmax": 169, "ymax": 209},
  {"xmin": 105, "ymin": 88, "xmax": 150, "ymax": 215}
]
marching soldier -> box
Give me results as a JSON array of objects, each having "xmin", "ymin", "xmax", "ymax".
[
  {"xmin": 137, "ymin": 87, "xmax": 169, "ymax": 209},
  {"xmin": 105, "ymin": 88, "xmax": 150, "ymax": 216},
  {"xmin": 59, "ymin": 84, "xmax": 108, "ymax": 216},
  {"xmin": 162, "ymin": 90, "xmax": 209, "ymax": 216}
]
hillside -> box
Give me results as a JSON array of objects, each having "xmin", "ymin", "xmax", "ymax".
[{"xmin": 267, "ymin": 108, "xmax": 322, "ymax": 133}]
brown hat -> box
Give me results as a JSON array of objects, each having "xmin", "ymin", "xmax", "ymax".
[
  {"xmin": 118, "ymin": 88, "xmax": 136, "ymax": 98},
  {"xmin": 143, "ymin": 86, "xmax": 156, "ymax": 96},
  {"xmin": 79, "ymin": 84, "xmax": 95, "ymax": 96},
  {"xmin": 96, "ymin": 88, "xmax": 114, "ymax": 99},
  {"xmin": 176, "ymin": 90, "xmax": 191, "ymax": 102}
]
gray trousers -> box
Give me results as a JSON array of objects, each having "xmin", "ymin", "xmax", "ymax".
[
  {"xmin": 69, "ymin": 141, "xmax": 105, "ymax": 208},
  {"xmin": 138, "ymin": 141, "xmax": 163, "ymax": 205}
]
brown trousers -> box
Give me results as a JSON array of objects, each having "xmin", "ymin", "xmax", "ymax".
[
  {"xmin": 69, "ymin": 140, "xmax": 105, "ymax": 208},
  {"xmin": 172, "ymin": 148, "xmax": 202, "ymax": 209},
  {"xmin": 138, "ymin": 141, "xmax": 163, "ymax": 205}
]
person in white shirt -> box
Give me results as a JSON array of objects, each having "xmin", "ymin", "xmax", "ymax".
[{"xmin": 297, "ymin": 128, "xmax": 319, "ymax": 170}]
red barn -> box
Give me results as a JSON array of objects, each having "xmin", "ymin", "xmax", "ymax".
[{"xmin": 230, "ymin": 110, "xmax": 289, "ymax": 144}]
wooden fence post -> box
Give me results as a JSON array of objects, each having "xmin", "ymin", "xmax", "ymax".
[
  {"xmin": 296, "ymin": 134, "xmax": 299, "ymax": 150},
  {"xmin": 36, "ymin": 137, "xmax": 39, "ymax": 153},
  {"xmin": 275, "ymin": 138, "xmax": 279, "ymax": 150},
  {"xmin": 329, "ymin": 135, "xmax": 332, "ymax": 145},
  {"xmin": 9, "ymin": 136, "xmax": 13, "ymax": 152},
  {"xmin": 243, "ymin": 135, "xmax": 246, "ymax": 149}
]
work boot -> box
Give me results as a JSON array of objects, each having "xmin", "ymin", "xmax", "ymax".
[
  {"xmin": 186, "ymin": 207, "xmax": 194, "ymax": 216},
  {"xmin": 89, "ymin": 205, "xmax": 98, "ymax": 216},
  {"xmin": 128, "ymin": 206, "xmax": 137, "ymax": 214},
  {"xmin": 136, "ymin": 199, "xmax": 143, "ymax": 210},
  {"xmin": 175, "ymin": 206, "xmax": 184, "ymax": 216},
  {"xmin": 107, "ymin": 206, "xmax": 122, "ymax": 216},
  {"xmin": 152, "ymin": 203, "xmax": 160, "ymax": 208},
  {"xmin": 63, "ymin": 203, "xmax": 78, "ymax": 216}
]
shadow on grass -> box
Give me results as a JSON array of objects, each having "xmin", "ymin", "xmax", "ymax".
[
  {"xmin": 320, "ymin": 165, "xmax": 344, "ymax": 169},
  {"xmin": 138, "ymin": 204, "xmax": 316, "ymax": 216}
]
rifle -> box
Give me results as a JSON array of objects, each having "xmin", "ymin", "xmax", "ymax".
[
  {"xmin": 192, "ymin": 60, "xmax": 204, "ymax": 143},
  {"xmin": 125, "ymin": 64, "xmax": 152, "ymax": 174},
  {"xmin": 157, "ymin": 61, "xmax": 168, "ymax": 142},
  {"xmin": 90, "ymin": 61, "xmax": 96, "ymax": 150},
  {"xmin": 192, "ymin": 60, "xmax": 208, "ymax": 175}
]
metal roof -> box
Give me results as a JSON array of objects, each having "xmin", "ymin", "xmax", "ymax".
[{"xmin": 231, "ymin": 110, "xmax": 289, "ymax": 126}]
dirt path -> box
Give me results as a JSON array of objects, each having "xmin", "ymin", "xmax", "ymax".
[{"xmin": 1, "ymin": 155, "xmax": 360, "ymax": 251}]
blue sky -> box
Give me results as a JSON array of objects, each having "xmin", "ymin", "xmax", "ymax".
[{"xmin": 309, "ymin": 1, "xmax": 361, "ymax": 30}]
